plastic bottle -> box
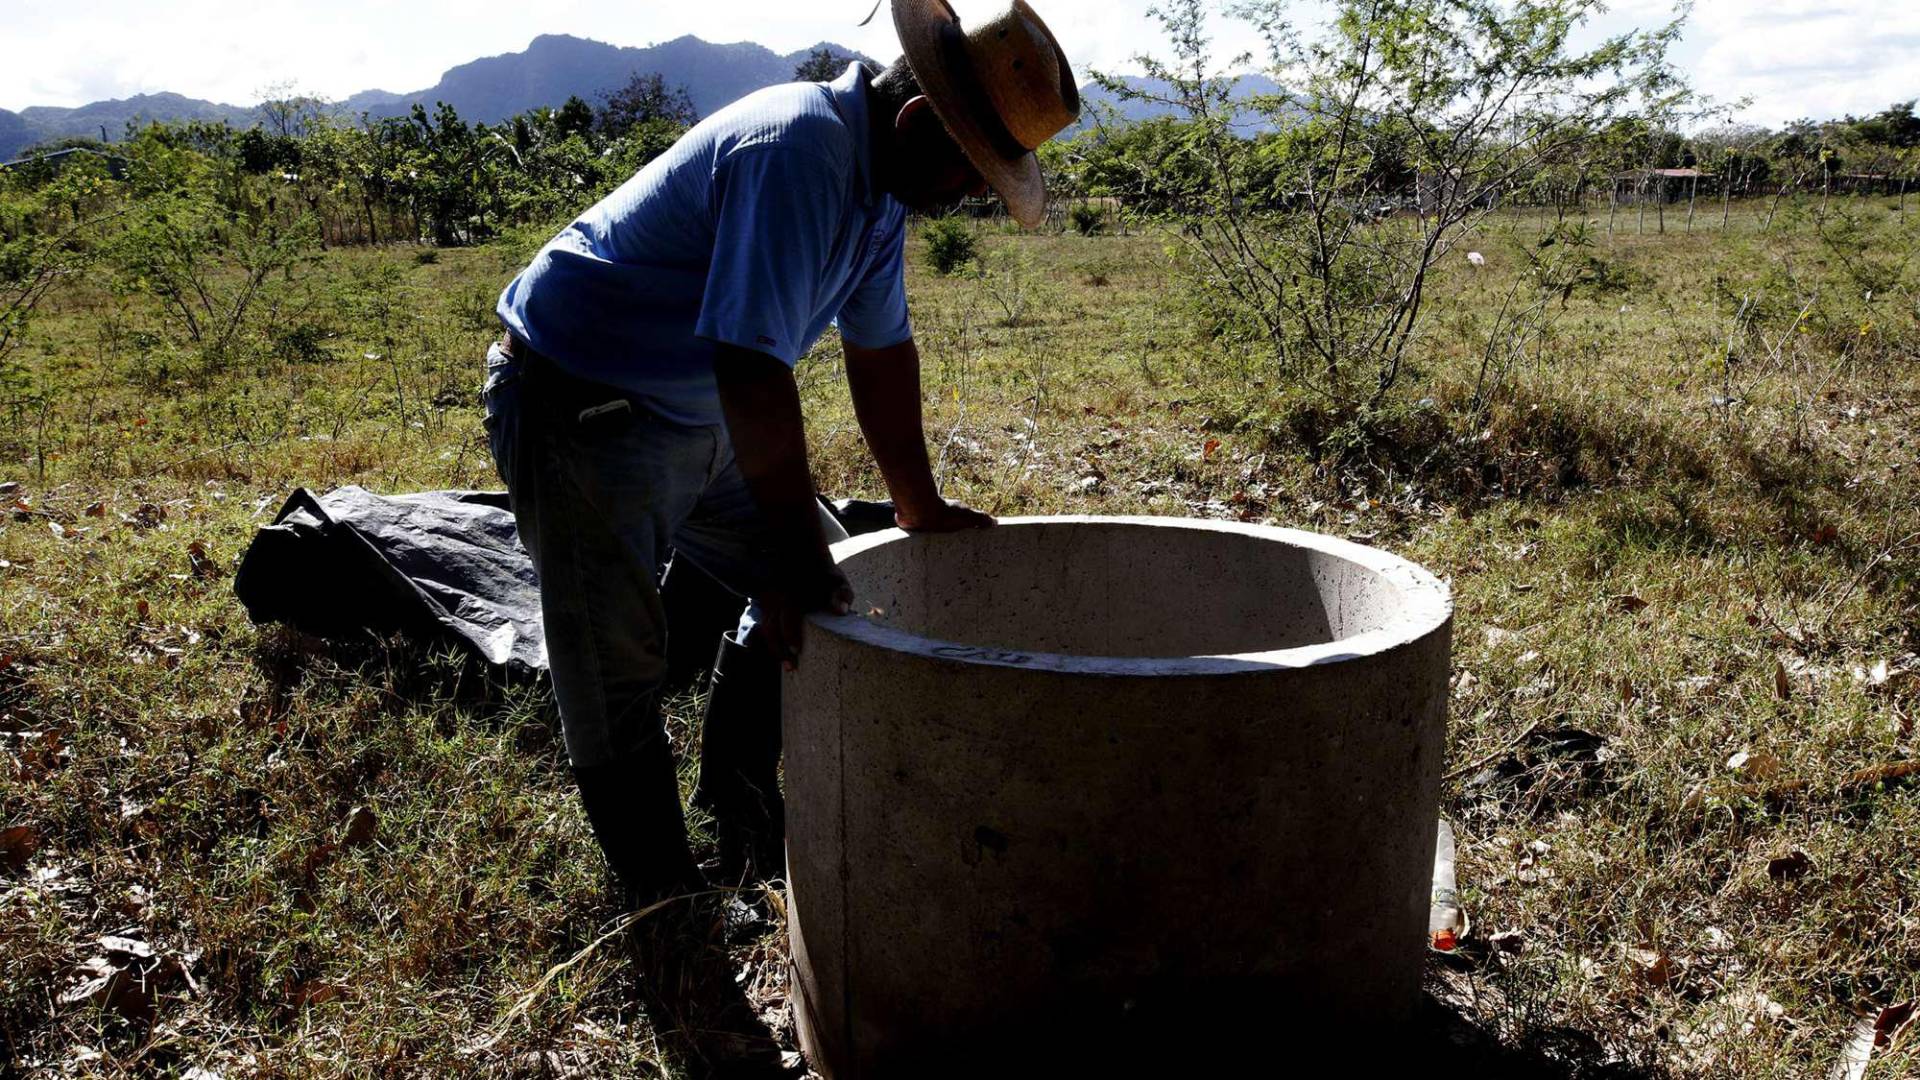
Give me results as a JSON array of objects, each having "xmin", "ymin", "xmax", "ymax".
[{"xmin": 1429, "ymin": 818, "xmax": 1466, "ymax": 951}]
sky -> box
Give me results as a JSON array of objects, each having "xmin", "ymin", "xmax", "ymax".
[{"xmin": 0, "ymin": 0, "xmax": 1913, "ymax": 127}]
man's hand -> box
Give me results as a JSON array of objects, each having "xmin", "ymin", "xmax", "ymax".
[
  {"xmin": 758, "ymin": 559, "xmax": 854, "ymax": 670},
  {"xmin": 895, "ymin": 497, "xmax": 995, "ymax": 533}
]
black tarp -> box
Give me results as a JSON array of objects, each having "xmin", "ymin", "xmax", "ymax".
[
  {"xmin": 233, "ymin": 486, "xmax": 894, "ymax": 680},
  {"xmin": 235, "ymin": 487, "xmax": 550, "ymax": 669}
]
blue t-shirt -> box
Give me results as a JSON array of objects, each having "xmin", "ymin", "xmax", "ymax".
[{"xmin": 497, "ymin": 63, "xmax": 912, "ymax": 425}]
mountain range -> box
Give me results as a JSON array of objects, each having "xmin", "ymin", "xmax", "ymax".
[{"xmin": 0, "ymin": 33, "xmax": 1292, "ymax": 161}]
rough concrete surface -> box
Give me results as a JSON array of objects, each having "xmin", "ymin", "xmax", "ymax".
[{"xmin": 783, "ymin": 517, "xmax": 1453, "ymax": 1076}]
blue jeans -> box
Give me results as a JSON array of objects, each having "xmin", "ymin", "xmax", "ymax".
[{"xmin": 482, "ymin": 341, "xmax": 778, "ymax": 768}]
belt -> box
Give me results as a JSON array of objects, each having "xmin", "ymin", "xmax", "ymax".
[{"xmin": 499, "ymin": 334, "xmax": 643, "ymax": 426}]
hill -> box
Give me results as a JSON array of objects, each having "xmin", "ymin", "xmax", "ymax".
[
  {"xmin": 357, "ymin": 33, "xmax": 874, "ymax": 125},
  {"xmin": 4, "ymin": 92, "xmax": 255, "ymax": 158},
  {"xmin": 0, "ymin": 37, "xmax": 1293, "ymax": 163},
  {"xmin": 1, "ymin": 35, "xmax": 873, "ymax": 161}
]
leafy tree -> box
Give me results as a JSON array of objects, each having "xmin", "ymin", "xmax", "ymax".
[
  {"xmin": 596, "ymin": 73, "xmax": 697, "ymax": 138},
  {"xmin": 0, "ymin": 158, "xmax": 118, "ymax": 388},
  {"xmin": 1097, "ymin": 0, "xmax": 1690, "ymax": 421},
  {"xmin": 794, "ymin": 47, "xmax": 862, "ymax": 82},
  {"xmin": 1845, "ymin": 101, "xmax": 1920, "ymax": 150},
  {"xmin": 256, "ymin": 86, "xmax": 333, "ymax": 140},
  {"xmin": 554, "ymin": 95, "xmax": 596, "ymax": 140}
]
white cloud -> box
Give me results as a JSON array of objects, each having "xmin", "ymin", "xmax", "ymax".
[
  {"xmin": 0, "ymin": 0, "xmax": 1909, "ymax": 128},
  {"xmin": 1690, "ymin": 0, "xmax": 1920, "ymax": 125}
]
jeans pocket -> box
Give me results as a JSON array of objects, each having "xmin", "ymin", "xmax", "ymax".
[
  {"xmin": 482, "ymin": 350, "xmax": 520, "ymax": 485},
  {"xmin": 483, "ymin": 349, "xmax": 520, "ymax": 400}
]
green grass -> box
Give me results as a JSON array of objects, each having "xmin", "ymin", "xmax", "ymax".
[{"xmin": 3, "ymin": 198, "xmax": 1918, "ymax": 1076}]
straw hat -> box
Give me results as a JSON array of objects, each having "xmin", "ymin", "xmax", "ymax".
[{"xmin": 893, "ymin": 0, "xmax": 1080, "ymax": 228}]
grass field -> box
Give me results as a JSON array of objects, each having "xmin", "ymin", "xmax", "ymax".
[{"xmin": 3, "ymin": 197, "xmax": 1918, "ymax": 1077}]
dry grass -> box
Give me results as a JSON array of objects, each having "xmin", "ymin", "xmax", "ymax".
[{"xmin": 3, "ymin": 197, "xmax": 1918, "ymax": 1076}]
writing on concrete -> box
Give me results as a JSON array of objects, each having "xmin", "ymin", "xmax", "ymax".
[{"xmin": 932, "ymin": 645, "xmax": 1033, "ymax": 665}]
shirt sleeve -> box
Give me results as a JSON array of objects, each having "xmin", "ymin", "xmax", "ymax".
[
  {"xmin": 694, "ymin": 146, "xmax": 847, "ymax": 366},
  {"xmin": 835, "ymin": 205, "xmax": 912, "ymax": 350}
]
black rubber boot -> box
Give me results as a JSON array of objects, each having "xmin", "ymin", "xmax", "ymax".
[
  {"xmin": 572, "ymin": 742, "xmax": 793, "ymax": 1078},
  {"xmin": 691, "ymin": 630, "xmax": 786, "ymax": 886},
  {"xmin": 571, "ymin": 736, "xmax": 705, "ymax": 907}
]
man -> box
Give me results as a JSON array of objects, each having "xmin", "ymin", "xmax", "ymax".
[{"xmin": 484, "ymin": 0, "xmax": 1078, "ymax": 1071}]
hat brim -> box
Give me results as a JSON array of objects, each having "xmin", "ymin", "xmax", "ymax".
[{"xmin": 894, "ymin": 0, "xmax": 1049, "ymax": 228}]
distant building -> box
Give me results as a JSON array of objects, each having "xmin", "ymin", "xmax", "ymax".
[{"xmin": 1612, "ymin": 168, "xmax": 1711, "ymax": 205}]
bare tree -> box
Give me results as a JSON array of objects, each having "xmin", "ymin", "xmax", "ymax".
[{"xmin": 1097, "ymin": 0, "xmax": 1690, "ymax": 415}]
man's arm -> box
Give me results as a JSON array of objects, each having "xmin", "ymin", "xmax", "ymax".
[
  {"xmin": 713, "ymin": 344, "xmax": 851, "ymax": 667},
  {"xmin": 843, "ymin": 336, "xmax": 994, "ymax": 532}
]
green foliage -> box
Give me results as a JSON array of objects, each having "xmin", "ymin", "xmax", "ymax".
[
  {"xmin": 1097, "ymin": 0, "xmax": 1693, "ymax": 437},
  {"xmin": 0, "ymin": 158, "xmax": 118, "ymax": 390},
  {"xmin": 596, "ymin": 72, "xmax": 697, "ymax": 139},
  {"xmin": 920, "ymin": 217, "xmax": 979, "ymax": 276},
  {"xmin": 793, "ymin": 46, "xmax": 865, "ymax": 82},
  {"xmin": 0, "ymin": 84, "xmax": 695, "ymax": 270},
  {"xmin": 1068, "ymin": 203, "xmax": 1105, "ymax": 236}
]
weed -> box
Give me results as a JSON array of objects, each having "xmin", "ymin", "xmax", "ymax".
[{"xmin": 920, "ymin": 216, "xmax": 979, "ymax": 277}]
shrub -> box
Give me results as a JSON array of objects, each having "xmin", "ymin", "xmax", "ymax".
[
  {"xmin": 920, "ymin": 217, "xmax": 978, "ymax": 276},
  {"xmin": 1069, "ymin": 204, "xmax": 1105, "ymax": 236}
]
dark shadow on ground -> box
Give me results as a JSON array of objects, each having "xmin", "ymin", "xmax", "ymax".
[{"xmin": 1417, "ymin": 991, "xmax": 1666, "ymax": 1079}]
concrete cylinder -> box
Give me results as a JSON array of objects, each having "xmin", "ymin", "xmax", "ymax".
[{"xmin": 783, "ymin": 517, "xmax": 1452, "ymax": 1076}]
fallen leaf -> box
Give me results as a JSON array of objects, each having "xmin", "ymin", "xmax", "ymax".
[
  {"xmin": 1727, "ymin": 750, "xmax": 1784, "ymax": 780},
  {"xmin": 1774, "ymin": 660, "xmax": 1792, "ymax": 701},
  {"xmin": 1811, "ymin": 523, "xmax": 1839, "ymax": 545},
  {"xmin": 1202, "ymin": 437, "xmax": 1222, "ymax": 460},
  {"xmin": 1484, "ymin": 625, "xmax": 1523, "ymax": 648},
  {"xmin": 47, "ymin": 519, "xmax": 68, "ymax": 539},
  {"xmin": 1838, "ymin": 761, "xmax": 1920, "ymax": 794},
  {"xmin": 1768, "ymin": 849, "xmax": 1814, "ymax": 882},
  {"xmin": 136, "ymin": 599, "xmax": 150, "ymax": 621},
  {"xmin": 1489, "ymin": 929, "xmax": 1527, "ymax": 954},
  {"xmin": 187, "ymin": 541, "xmax": 216, "ymax": 579},
  {"xmin": 1626, "ymin": 946, "xmax": 1674, "ymax": 987},
  {"xmin": 1611, "ymin": 594, "xmax": 1650, "ymax": 613},
  {"xmin": 288, "ymin": 981, "xmax": 344, "ymax": 1009},
  {"xmin": 1829, "ymin": 1001, "xmax": 1915, "ymax": 1080},
  {"xmin": 340, "ymin": 806, "xmax": 376, "ymax": 847},
  {"xmin": 99, "ymin": 935, "xmax": 155, "ymax": 962},
  {"xmin": 83, "ymin": 501, "xmax": 105, "ymax": 517},
  {"xmin": 128, "ymin": 503, "xmax": 167, "ymax": 530},
  {"xmin": 58, "ymin": 939, "xmax": 183, "ymax": 1022},
  {"xmin": 0, "ymin": 481, "xmax": 18, "ymax": 497},
  {"xmin": 1, "ymin": 824, "xmax": 39, "ymax": 871},
  {"xmin": 1511, "ymin": 516, "xmax": 1543, "ymax": 531}
]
